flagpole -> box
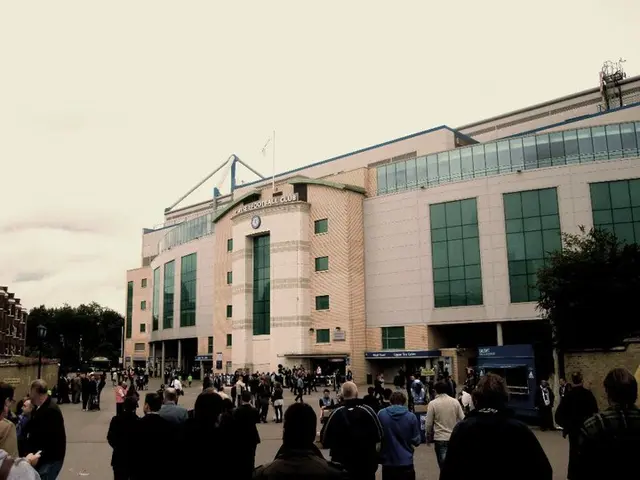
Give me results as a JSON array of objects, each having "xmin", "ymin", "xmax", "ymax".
[{"xmin": 272, "ymin": 130, "xmax": 276, "ymax": 190}]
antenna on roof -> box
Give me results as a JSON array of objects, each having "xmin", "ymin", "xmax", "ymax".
[{"xmin": 599, "ymin": 58, "xmax": 627, "ymax": 111}]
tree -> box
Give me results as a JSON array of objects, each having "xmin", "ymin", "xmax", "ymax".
[
  {"xmin": 537, "ymin": 227, "xmax": 640, "ymax": 350},
  {"xmin": 26, "ymin": 302, "xmax": 124, "ymax": 367}
]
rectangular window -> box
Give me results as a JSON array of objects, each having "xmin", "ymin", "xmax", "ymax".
[
  {"xmin": 504, "ymin": 188, "xmax": 562, "ymax": 303},
  {"xmin": 315, "ymin": 295, "xmax": 330, "ymax": 310},
  {"xmin": 315, "ymin": 256, "xmax": 329, "ymax": 271},
  {"xmin": 590, "ymin": 179, "xmax": 640, "ymax": 244},
  {"xmin": 134, "ymin": 343, "xmax": 145, "ymax": 352},
  {"xmin": 253, "ymin": 235, "xmax": 271, "ymax": 335},
  {"xmin": 152, "ymin": 267, "xmax": 160, "ymax": 331},
  {"xmin": 180, "ymin": 253, "xmax": 197, "ymax": 327},
  {"xmin": 163, "ymin": 260, "xmax": 175, "ymax": 329},
  {"xmin": 430, "ymin": 198, "xmax": 483, "ymax": 307},
  {"xmin": 382, "ymin": 326, "xmax": 405, "ymax": 350},
  {"xmin": 226, "ymin": 271, "xmax": 233, "ymax": 285},
  {"xmin": 140, "ymin": 323, "xmax": 146, "ymax": 333},
  {"xmin": 126, "ymin": 281, "xmax": 133, "ymax": 339},
  {"xmin": 314, "ymin": 219, "xmax": 328, "ymax": 234},
  {"xmin": 141, "ymin": 278, "xmax": 147, "ymax": 288},
  {"xmin": 140, "ymin": 300, "xmax": 147, "ymax": 311},
  {"xmin": 226, "ymin": 305, "xmax": 233, "ymax": 318},
  {"xmin": 227, "ymin": 238, "xmax": 233, "ymax": 252},
  {"xmin": 208, "ymin": 336, "xmax": 213, "ymax": 354},
  {"xmin": 316, "ymin": 328, "xmax": 330, "ymax": 343},
  {"xmin": 226, "ymin": 334, "xmax": 232, "ymax": 347}
]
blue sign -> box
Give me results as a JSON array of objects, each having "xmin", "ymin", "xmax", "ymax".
[
  {"xmin": 477, "ymin": 344, "xmax": 534, "ymax": 358},
  {"xmin": 195, "ymin": 355, "xmax": 213, "ymax": 362},
  {"xmin": 365, "ymin": 350, "xmax": 441, "ymax": 359}
]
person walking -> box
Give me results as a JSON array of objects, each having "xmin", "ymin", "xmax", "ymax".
[
  {"xmin": 272, "ymin": 383, "xmax": 284, "ymax": 423},
  {"xmin": 377, "ymin": 391, "xmax": 421, "ymax": 480},
  {"xmin": 554, "ymin": 372, "xmax": 598, "ymax": 479},
  {"xmin": 107, "ymin": 397, "xmax": 139, "ymax": 480},
  {"xmin": 425, "ymin": 381, "xmax": 465, "ymax": 468},
  {"xmin": 535, "ymin": 379, "xmax": 555, "ymax": 431},
  {"xmin": 439, "ymin": 373, "xmax": 552, "ymax": 480}
]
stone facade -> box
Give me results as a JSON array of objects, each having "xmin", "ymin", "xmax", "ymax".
[{"xmin": 0, "ymin": 287, "xmax": 27, "ymax": 357}]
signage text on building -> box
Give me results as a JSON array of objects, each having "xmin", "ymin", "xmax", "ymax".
[{"xmin": 235, "ymin": 193, "xmax": 299, "ymax": 215}]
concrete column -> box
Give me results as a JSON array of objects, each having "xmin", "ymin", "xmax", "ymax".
[
  {"xmin": 161, "ymin": 341, "xmax": 166, "ymax": 378},
  {"xmin": 177, "ymin": 339, "xmax": 182, "ymax": 370},
  {"xmin": 200, "ymin": 361, "xmax": 204, "ymax": 381},
  {"xmin": 151, "ymin": 343, "xmax": 156, "ymax": 375},
  {"xmin": 496, "ymin": 322, "xmax": 504, "ymax": 346}
]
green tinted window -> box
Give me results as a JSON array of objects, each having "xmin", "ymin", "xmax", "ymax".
[
  {"xmin": 163, "ymin": 261, "xmax": 175, "ymax": 329},
  {"xmin": 315, "ymin": 256, "xmax": 329, "ymax": 271},
  {"xmin": 253, "ymin": 235, "xmax": 271, "ymax": 335},
  {"xmin": 208, "ymin": 336, "xmax": 213, "ymax": 354},
  {"xmin": 430, "ymin": 198, "xmax": 483, "ymax": 307},
  {"xmin": 152, "ymin": 267, "xmax": 160, "ymax": 331},
  {"xmin": 226, "ymin": 271, "xmax": 233, "ymax": 284},
  {"xmin": 140, "ymin": 300, "xmax": 146, "ymax": 311},
  {"xmin": 316, "ymin": 329, "xmax": 330, "ymax": 343},
  {"xmin": 590, "ymin": 179, "xmax": 640, "ymax": 245},
  {"xmin": 140, "ymin": 323, "xmax": 146, "ymax": 333},
  {"xmin": 180, "ymin": 253, "xmax": 197, "ymax": 327},
  {"xmin": 126, "ymin": 281, "xmax": 133, "ymax": 339},
  {"xmin": 382, "ymin": 326, "xmax": 405, "ymax": 349},
  {"xmin": 226, "ymin": 305, "xmax": 232, "ymax": 318},
  {"xmin": 141, "ymin": 278, "xmax": 147, "ymax": 288},
  {"xmin": 227, "ymin": 238, "xmax": 233, "ymax": 252},
  {"xmin": 315, "ymin": 295, "xmax": 330, "ymax": 310},
  {"xmin": 504, "ymin": 188, "xmax": 561, "ymax": 303},
  {"xmin": 226, "ymin": 334, "xmax": 232, "ymax": 347},
  {"xmin": 314, "ymin": 219, "xmax": 328, "ymax": 234}
]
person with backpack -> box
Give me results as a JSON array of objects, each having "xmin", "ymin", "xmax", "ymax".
[{"xmin": 320, "ymin": 382, "xmax": 383, "ymax": 480}]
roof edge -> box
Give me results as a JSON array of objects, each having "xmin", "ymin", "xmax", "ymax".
[
  {"xmin": 289, "ymin": 176, "xmax": 366, "ymax": 194},
  {"xmin": 212, "ymin": 190, "xmax": 261, "ymax": 223}
]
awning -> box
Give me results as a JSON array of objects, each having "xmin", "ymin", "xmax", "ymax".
[
  {"xmin": 283, "ymin": 353, "xmax": 349, "ymax": 359},
  {"xmin": 365, "ymin": 350, "xmax": 441, "ymax": 360},
  {"xmin": 195, "ymin": 355, "xmax": 213, "ymax": 362},
  {"xmin": 479, "ymin": 364, "xmax": 527, "ymax": 369}
]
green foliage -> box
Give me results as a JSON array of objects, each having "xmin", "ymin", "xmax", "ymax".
[
  {"xmin": 26, "ymin": 302, "xmax": 123, "ymax": 367},
  {"xmin": 537, "ymin": 227, "xmax": 640, "ymax": 350}
]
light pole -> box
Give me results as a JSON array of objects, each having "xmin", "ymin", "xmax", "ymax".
[
  {"xmin": 79, "ymin": 335, "xmax": 83, "ymax": 363},
  {"xmin": 36, "ymin": 324, "xmax": 47, "ymax": 379}
]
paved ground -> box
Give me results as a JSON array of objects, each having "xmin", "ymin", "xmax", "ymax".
[{"xmin": 59, "ymin": 380, "xmax": 569, "ymax": 479}]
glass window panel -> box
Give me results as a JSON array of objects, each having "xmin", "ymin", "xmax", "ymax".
[
  {"xmin": 461, "ymin": 148, "xmax": 473, "ymax": 178},
  {"xmin": 427, "ymin": 155, "xmax": 438, "ymax": 184},
  {"xmin": 438, "ymin": 152, "xmax": 450, "ymax": 181},
  {"xmin": 509, "ymin": 138, "xmax": 524, "ymax": 168},
  {"xmin": 462, "ymin": 224, "xmax": 479, "ymax": 238},
  {"xmin": 606, "ymin": 124, "xmax": 622, "ymax": 157},
  {"xmin": 315, "ymin": 219, "xmax": 328, "ymax": 234},
  {"xmin": 386, "ymin": 163, "xmax": 397, "ymax": 191},
  {"xmin": 541, "ymin": 214, "xmax": 560, "ymax": 230},
  {"xmin": 432, "ymin": 242, "xmax": 448, "ymax": 268},
  {"xmin": 447, "ymin": 226, "xmax": 462, "ymax": 240},
  {"xmin": 460, "ymin": 199, "xmax": 478, "ymax": 225},
  {"xmin": 620, "ymin": 123, "xmax": 638, "ymax": 155},
  {"xmin": 396, "ymin": 161, "xmax": 407, "ymax": 190},
  {"xmin": 630, "ymin": 179, "xmax": 640, "ymax": 207},
  {"xmin": 431, "ymin": 228, "xmax": 447, "ymax": 242},
  {"xmin": 504, "ymin": 193, "xmax": 522, "ymax": 220},
  {"xmin": 447, "ymin": 240, "xmax": 464, "ymax": 267},
  {"xmin": 449, "ymin": 266, "xmax": 465, "ymax": 281},
  {"xmin": 539, "ymin": 188, "xmax": 559, "ymax": 216},
  {"xmin": 505, "ymin": 219, "xmax": 523, "ymax": 233},
  {"xmin": 521, "ymin": 190, "xmax": 541, "ymax": 217},
  {"xmin": 445, "ymin": 201, "xmax": 462, "ymax": 226},
  {"xmin": 463, "ymin": 238, "xmax": 481, "ymax": 264},
  {"xmin": 405, "ymin": 158, "xmax": 417, "ymax": 188},
  {"xmin": 610, "ymin": 181, "xmax": 631, "ymax": 208},
  {"xmin": 523, "ymin": 217, "xmax": 542, "ymax": 232},
  {"xmin": 593, "ymin": 209, "xmax": 613, "ymax": 225},
  {"xmin": 465, "ymin": 278, "xmax": 483, "ymax": 305},
  {"xmin": 449, "ymin": 150, "xmax": 461, "ymax": 180},
  {"xmin": 591, "ymin": 126, "xmax": 607, "ymax": 159},
  {"xmin": 484, "ymin": 143, "xmax": 498, "ymax": 174},
  {"xmin": 550, "ymin": 132, "xmax": 565, "ymax": 164},
  {"xmin": 434, "ymin": 282, "xmax": 450, "ymax": 308},
  {"xmin": 578, "ymin": 128, "xmax": 594, "ymax": 161},
  {"xmin": 497, "ymin": 141, "xmax": 511, "ymax": 173},
  {"xmin": 536, "ymin": 134, "xmax": 551, "ymax": 165},
  {"xmin": 430, "ymin": 204, "xmax": 447, "ymax": 229},
  {"xmin": 522, "ymin": 137, "xmax": 537, "ymax": 170},
  {"xmin": 590, "ymin": 182, "xmax": 611, "ymax": 210},
  {"xmin": 563, "ymin": 130, "xmax": 579, "ymax": 163},
  {"xmin": 449, "ymin": 280, "xmax": 466, "ymax": 306},
  {"xmin": 614, "ymin": 223, "xmax": 635, "ymax": 244},
  {"xmin": 472, "ymin": 145, "xmax": 486, "ymax": 177},
  {"xmin": 636, "ymin": 122, "xmax": 640, "ymax": 148},
  {"xmin": 378, "ymin": 161, "xmax": 390, "ymax": 193},
  {"xmin": 433, "ymin": 268, "xmax": 449, "ymax": 282},
  {"xmin": 416, "ymin": 156, "xmax": 428, "ymax": 185},
  {"xmin": 612, "ymin": 208, "xmax": 632, "ymax": 223}
]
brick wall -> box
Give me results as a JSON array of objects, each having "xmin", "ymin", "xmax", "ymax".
[{"xmin": 565, "ymin": 343, "xmax": 640, "ymax": 409}]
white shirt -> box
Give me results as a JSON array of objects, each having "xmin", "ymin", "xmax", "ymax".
[
  {"xmin": 460, "ymin": 390, "xmax": 474, "ymax": 411},
  {"xmin": 173, "ymin": 379, "xmax": 182, "ymax": 391}
]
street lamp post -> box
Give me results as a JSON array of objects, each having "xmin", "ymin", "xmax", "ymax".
[{"xmin": 36, "ymin": 324, "xmax": 47, "ymax": 379}]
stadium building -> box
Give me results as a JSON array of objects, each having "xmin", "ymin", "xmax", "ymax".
[{"xmin": 125, "ymin": 63, "xmax": 640, "ymax": 399}]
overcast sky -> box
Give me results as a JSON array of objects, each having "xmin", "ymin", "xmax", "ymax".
[{"xmin": 1, "ymin": 1, "xmax": 638, "ymax": 313}]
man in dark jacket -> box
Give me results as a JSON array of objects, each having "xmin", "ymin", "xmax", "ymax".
[
  {"xmin": 107, "ymin": 396, "xmax": 139, "ymax": 480},
  {"xmin": 321, "ymin": 382, "xmax": 383, "ymax": 480},
  {"xmin": 253, "ymin": 402, "xmax": 348, "ymax": 479},
  {"xmin": 440, "ymin": 373, "xmax": 552, "ymax": 480},
  {"xmin": 27, "ymin": 380, "xmax": 67, "ymax": 480},
  {"xmin": 554, "ymin": 372, "xmax": 598, "ymax": 479},
  {"xmin": 232, "ymin": 391, "xmax": 261, "ymax": 480}
]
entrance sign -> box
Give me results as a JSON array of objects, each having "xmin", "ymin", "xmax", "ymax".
[
  {"xmin": 235, "ymin": 193, "xmax": 299, "ymax": 214},
  {"xmin": 364, "ymin": 350, "xmax": 441, "ymax": 359}
]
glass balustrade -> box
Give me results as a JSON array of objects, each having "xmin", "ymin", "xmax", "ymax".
[
  {"xmin": 376, "ymin": 122, "xmax": 640, "ymax": 195},
  {"xmin": 159, "ymin": 212, "xmax": 215, "ymax": 252}
]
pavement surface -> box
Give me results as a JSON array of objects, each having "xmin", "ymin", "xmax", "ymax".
[{"xmin": 58, "ymin": 379, "xmax": 569, "ymax": 480}]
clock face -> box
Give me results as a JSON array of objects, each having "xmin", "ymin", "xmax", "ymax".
[{"xmin": 251, "ymin": 215, "xmax": 261, "ymax": 229}]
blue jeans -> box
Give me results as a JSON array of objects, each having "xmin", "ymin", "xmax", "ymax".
[
  {"xmin": 38, "ymin": 461, "xmax": 64, "ymax": 480},
  {"xmin": 434, "ymin": 441, "xmax": 448, "ymax": 468}
]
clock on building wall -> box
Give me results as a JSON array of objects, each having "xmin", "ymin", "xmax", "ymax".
[{"xmin": 251, "ymin": 215, "xmax": 261, "ymax": 229}]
